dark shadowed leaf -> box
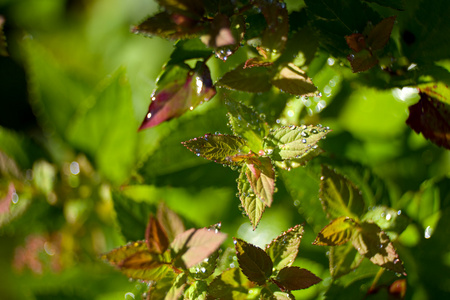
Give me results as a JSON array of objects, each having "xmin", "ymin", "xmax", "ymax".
[
  {"xmin": 260, "ymin": 288, "xmax": 295, "ymax": 300},
  {"xmin": 171, "ymin": 227, "xmax": 227, "ymax": 268},
  {"xmin": 345, "ymin": 33, "xmax": 366, "ymax": 53},
  {"xmin": 238, "ymin": 164, "xmax": 266, "ymax": 229},
  {"xmin": 0, "ymin": 16, "xmax": 7, "ymax": 56},
  {"xmin": 362, "ymin": 0, "xmax": 404, "ymax": 10},
  {"xmin": 275, "ymin": 266, "xmax": 322, "ymax": 291},
  {"xmin": 245, "ymin": 157, "xmax": 275, "ymax": 207},
  {"xmin": 216, "ymin": 63, "xmax": 272, "ymax": 93},
  {"xmin": 226, "ymin": 99, "xmax": 269, "ymax": 153},
  {"xmin": 347, "ymin": 50, "xmax": 378, "ymax": 73},
  {"xmin": 271, "ymin": 63, "xmax": 317, "ymax": 96},
  {"xmin": 157, "ymin": 202, "xmax": 185, "ymax": 242},
  {"xmin": 185, "ymin": 280, "xmax": 208, "ymax": 299},
  {"xmin": 208, "ymin": 268, "xmax": 249, "ymax": 300},
  {"xmin": 256, "ymin": 0, "xmax": 289, "ymax": 53},
  {"xmin": 147, "ymin": 273, "xmax": 177, "ymax": 299},
  {"xmin": 367, "ymin": 16, "xmax": 396, "ymax": 51},
  {"xmin": 265, "ymin": 224, "xmax": 304, "ymax": 271},
  {"xmin": 351, "ymin": 221, "xmax": 406, "ymax": 275},
  {"xmin": 168, "ymin": 39, "xmax": 213, "ymax": 64},
  {"xmin": 329, "ymin": 242, "xmax": 363, "ymax": 278},
  {"xmin": 320, "ymin": 165, "xmax": 365, "ymax": 220},
  {"xmin": 158, "ymin": 0, "xmax": 205, "ymax": 19},
  {"xmin": 139, "ymin": 61, "xmax": 216, "ymax": 130},
  {"xmin": 146, "ymin": 216, "xmax": 170, "ymax": 254},
  {"xmin": 234, "ymin": 238, "xmax": 273, "ymax": 285},
  {"xmin": 182, "ymin": 133, "xmax": 251, "ymax": 165},
  {"xmin": 263, "ymin": 125, "xmax": 330, "ymax": 162},
  {"xmin": 406, "ymin": 92, "xmax": 450, "ymax": 149},
  {"xmin": 313, "ymin": 216, "xmax": 356, "ymax": 246}
]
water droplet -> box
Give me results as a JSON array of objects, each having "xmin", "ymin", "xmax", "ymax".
[
  {"xmin": 70, "ymin": 161, "xmax": 80, "ymax": 175},
  {"xmin": 302, "ymin": 139, "xmax": 307, "ymax": 143},
  {"xmin": 12, "ymin": 192, "xmax": 19, "ymax": 204},
  {"xmin": 386, "ymin": 213, "xmax": 392, "ymax": 221},
  {"xmin": 125, "ymin": 292, "xmax": 135, "ymax": 299},
  {"xmin": 311, "ymin": 129, "xmax": 318, "ymax": 134},
  {"xmin": 424, "ymin": 226, "xmax": 433, "ymax": 239},
  {"xmin": 265, "ymin": 148, "xmax": 274, "ymax": 155},
  {"xmin": 320, "ymin": 176, "xmax": 325, "ymax": 180},
  {"xmin": 189, "ymin": 106, "xmax": 194, "ymax": 111}
]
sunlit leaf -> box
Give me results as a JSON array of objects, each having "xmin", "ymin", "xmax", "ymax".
[
  {"xmin": 320, "ymin": 165, "xmax": 365, "ymax": 220},
  {"xmin": 265, "ymin": 224, "xmax": 304, "ymax": 271},
  {"xmin": 256, "ymin": 0, "xmax": 289, "ymax": 53},
  {"xmin": 329, "ymin": 242, "xmax": 363, "ymax": 278},
  {"xmin": 171, "ymin": 227, "xmax": 227, "ymax": 269},
  {"xmin": 273, "ymin": 147, "xmax": 324, "ymax": 171},
  {"xmin": 362, "ymin": 205, "xmax": 409, "ymax": 240},
  {"xmin": 146, "ymin": 216, "xmax": 170, "ymax": 254},
  {"xmin": 263, "ymin": 125, "xmax": 330, "ymax": 162},
  {"xmin": 139, "ymin": 61, "xmax": 216, "ymax": 130},
  {"xmin": 157, "ymin": 202, "xmax": 185, "ymax": 242},
  {"xmin": 226, "ymin": 99, "xmax": 269, "ymax": 153},
  {"xmin": 185, "ymin": 280, "xmax": 208, "ymax": 299},
  {"xmin": 313, "ymin": 216, "xmax": 356, "ymax": 246},
  {"xmin": 245, "ymin": 157, "xmax": 275, "ymax": 207},
  {"xmin": 182, "ymin": 133, "xmax": 251, "ymax": 165},
  {"xmin": 238, "ymin": 164, "xmax": 266, "ymax": 229},
  {"xmin": 351, "ymin": 221, "xmax": 406, "ymax": 275},
  {"xmin": 189, "ymin": 248, "xmax": 219, "ymax": 280},
  {"xmin": 234, "ymin": 238, "xmax": 273, "ymax": 285},
  {"xmin": 406, "ymin": 92, "xmax": 450, "ymax": 149},
  {"xmin": 244, "ymin": 57, "xmax": 273, "ymax": 69},
  {"xmin": 271, "ymin": 63, "xmax": 317, "ymax": 96},
  {"xmin": 166, "ymin": 273, "xmax": 187, "ymax": 300},
  {"xmin": 147, "ymin": 273, "xmax": 177, "ymax": 299},
  {"xmin": 367, "ymin": 16, "xmax": 396, "ymax": 51},
  {"xmin": 208, "ymin": 268, "xmax": 249, "ymax": 300},
  {"xmin": 275, "ymin": 266, "xmax": 322, "ymax": 291},
  {"xmin": 216, "ymin": 63, "xmax": 272, "ymax": 93},
  {"xmin": 260, "ymin": 288, "xmax": 295, "ymax": 300},
  {"xmin": 0, "ymin": 16, "xmax": 8, "ymax": 56}
]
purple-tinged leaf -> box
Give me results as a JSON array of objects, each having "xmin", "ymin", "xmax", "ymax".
[
  {"xmin": 265, "ymin": 225, "xmax": 304, "ymax": 271},
  {"xmin": 271, "ymin": 63, "xmax": 317, "ymax": 96},
  {"xmin": 244, "ymin": 57, "xmax": 273, "ymax": 69},
  {"xmin": 202, "ymin": 14, "xmax": 235, "ymax": 48},
  {"xmin": 367, "ymin": 16, "xmax": 396, "ymax": 51},
  {"xmin": 351, "ymin": 221, "xmax": 406, "ymax": 275},
  {"xmin": 139, "ymin": 62, "xmax": 216, "ymax": 130},
  {"xmin": 389, "ymin": 279, "xmax": 407, "ymax": 298},
  {"xmin": 171, "ymin": 227, "xmax": 227, "ymax": 269},
  {"xmin": 347, "ymin": 50, "xmax": 378, "ymax": 73},
  {"xmin": 313, "ymin": 216, "xmax": 356, "ymax": 246},
  {"xmin": 234, "ymin": 238, "xmax": 273, "ymax": 285},
  {"xmin": 182, "ymin": 133, "xmax": 251, "ymax": 165},
  {"xmin": 208, "ymin": 268, "xmax": 250, "ymax": 300},
  {"xmin": 329, "ymin": 242, "xmax": 363, "ymax": 278},
  {"xmin": 274, "ymin": 266, "xmax": 322, "ymax": 291},
  {"xmin": 0, "ymin": 16, "xmax": 7, "ymax": 56},
  {"xmin": 345, "ymin": 33, "xmax": 366, "ymax": 53},
  {"xmin": 146, "ymin": 216, "xmax": 170, "ymax": 254},
  {"xmin": 0, "ymin": 181, "xmax": 14, "ymax": 215},
  {"xmin": 157, "ymin": 202, "xmax": 185, "ymax": 242},
  {"xmin": 216, "ymin": 63, "xmax": 272, "ymax": 93},
  {"xmin": 238, "ymin": 165, "xmax": 266, "ymax": 229},
  {"xmin": 158, "ymin": 0, "xmax": 205, "ymax": 19},
  {"xmin": 245, "ymin": 157, "xmax": 275, "ymax": 207},
  {"xmin": 406, "ymin": 92, "xmax": 450, "ymax": 149}
]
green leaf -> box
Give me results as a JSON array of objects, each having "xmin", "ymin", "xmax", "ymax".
[
  {"xmin": 147, "ymin": 273, "xmax": 178, "ymax": 299},
  {"xmin": 271, "ymin": 63, "xmax": 317, "ymax": 96},
  {"xmin": 139, "ymin": 62, "xmax": 216, "ymax": 130},
  {"xmin": 260, "ymin": 288, "xmax": 295, "ymax": 300},
  {"xmin": 166, "ymin": 273, "xmax": 188, "ymax": 300},
  {"xmin": 275, "ymin": 266, "xmax": 322, "ymax": 291},
  {"xmin": 329, "ymin": 242, "xmax": 363, "ymax": 278},
  {"xmin": 351, "ymin": 221, "xmax": 406, "ymax": 275},
  {"xmin": 146, "ymin": 216, "xmax": 170, "ymax": 254},
  {"xmin": 216, "ymin": 63, "xmax": 272, "ymax": 93},
  {"xmin": 406, "ymin": 92, "xmax": 450, "ymax": 150},
  {"xmin": 319, "ymin": 165, "xmax": 365, "ymax": 220},
  {"xmin": 170, "ymin": 227, "xmax": 227, "ymax": 269},
  {"xmin": 263, "ymin": 125, "xmax": 330, "ymax": 162},
  {"xmin": 238, "ymin": 165, "xmax": 266, "ymax": 229},
  {"xmin": 256, "ymin": 0, "xmax": 289, "ymax": 53},
  {"xmin": 208, "ymin": 268, "xmax": 249, "ymax": 300},
  {"xmin": 0, "ymin": 16, "xmax": 8, "ymax": 56},
  {"xmin": 189, "ymin": 248, "xmax": 219, "ymax": 280},
  {"xmin": 265, "ymin": 224, "xmax": 304, "ymax": 271},
  {"xmin": 185, "ymin": 280, "xmax": 207, "ymax": 300},
  {"xmin": 157, "ymin": 0, "xmax": 205, "ymax": 19},
  {"xmin": 362, "ymin": 206, "xmax": 409, "ymax": 240},
  {"xmin": 313, "ymin": 216, "xmax": 356, "ymax": 246},
  {"xmin": 168, "ymin": 39, "xmax": 213, "ymax": 64},
  {"xmin": 362, "ymin": 0, "xmax": 404, "ymax": 10},
  {"xmin": 226, "ymin": 99, "xmax": 269, "ymax": 153},
  {"xmin": 234, "ymin": 238, "xmax": 273, "ymax": 285},
  {"xmin": 157, "ymin": 202, "xmax": 186, "ymax": 242},
  {"xmin": 182, "ymin": 133, "xmax": 251, "ymax": 165},
  {"xmin": 245, "ymin": 157, "xmax": 275, "ymax": 207}
]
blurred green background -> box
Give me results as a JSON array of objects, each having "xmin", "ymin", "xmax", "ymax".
[{"xmin": 0, "ymin": 0, "xmax": 449, "ymax": 299}]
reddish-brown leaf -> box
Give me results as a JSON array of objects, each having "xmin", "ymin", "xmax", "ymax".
[
  {"xmin": 275, "ymin": 266, "xmax": 322, "ymax": 291},
  {"xmin": 146, "ymin": 216, "xmax": 170, "ymax": 254}
]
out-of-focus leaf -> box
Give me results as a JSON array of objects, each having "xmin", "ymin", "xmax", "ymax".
[
  {"xmin": 389, "ymin": 279, "xmax": 407, "ymax": 298},
  {"xmin": 329, "ymin": 242, "xmax": 363, "ymax": 278},
  {"xmin": 0, "ymin": 16, "xmax": 8, "ymax": 56},
  {"xmin": 406, "ymin": 92, "xmax": 450, "ymax": 149},
  {"xmin": 345, "ymin": 33, "xmax": 366, "ymax": 53},
  {"xmin": 216, "ymin": 63, "xmax": 272, "ymax": 93},
  {"xmin": 189, "ymin": 248, "xmax": 219, "ymax": 280},
  {"xmin": 276, "ymin": 28, "xmax": 318, "ymax": 67},
  {"xmin": 313, "ymin": 216, "xmax": 356, "ymax": 246},
  {"xmin": 362, "ymin": 206, "xmax": 409, "ymax": 240},
  {"xmin": 158, "ymin": 0, "xmax": 205, "ymax": 19},
  {"xmin": 265, "ymin": 224, "xmax": 304, "ymax": 271},
  {"xmin": 171, "ymin": 227, "xmax": 227, "ymax": 268},
  {"xmin": 244, "ymin": 57, "xmax": 273, "ymax": 69},
  {"xmin": 182, "ymin": 133, "xmax": 251, "ymax": 165},
  {"xmin": 362, "ymin": 0, "xmax": 404, "ymax": 10},
  {"xmin": 226, "ymin": 99, "xmax": 269, "ymax": 153},
  {"xmin": 157, "ymin": 202, "xmax": 185, "ymax": 242},
  {"xmin": 256, "ymin": 0, "xmax": 289, "ymax": 53},
  {"xmin": 234, "ymin": 238, "xmax": 273, "ymax": 285},
  {"xmin": 320, "ymin": 165, "xmax": 365, "ymax": 220},
  {"xmin": 351, "ymin": 221, "xmax": 406, "ymax": 275},
  {"xmin": 147, "ymin": 273, "xmax": 177, "ymax": 299},
  {"xmin": 0, "ymin": 182, "xmax": 14, "ymax": 215},
  {"xmin": 245, "ymin": 157, "xmax": 275, "ymax": 207},
  {"xmin": 367, "ymin": 16, "xmax": 396, "ymax": 51},
  {"xmin": 146, "ymin": 216, "xmax": 170, "ymax": 254},
  {"xmin": 271, "ymin": 63, "xmax": 317, "ymax": 96},
  {"xmin": 166, "ymin": 273, "xmax": 187, "ymax": 300},
  {"xmin": 139, "ymin": 62, "xmax": 216, "ymax": 130},
  {"xmin": 263, "ymin": 125, "xmax": 330, "ymax": 162},
  {"xmin": 275, "ymin": 266, "xmax": 322, "ymax": 291},
  {"xmin": 0, "ymin": 151, "xmax": 22, "ymax": 180},
  {"xmin": 238, "ymin": 164, "xmax": 266, "ymax": 229},
  {"xmin": 185, "ymin": 280, "xmax": 207, "ymax": 299},
  {"xmin": 168, "ymin": 39, "xmax": 213, "ymax": 64},
  {"xmin": 208, "ymin": 268, "xmax": 249, "ymax": 299},
  {"xmin": 347, "ymin": 50, "xmax": 378, "ymax": 73}
]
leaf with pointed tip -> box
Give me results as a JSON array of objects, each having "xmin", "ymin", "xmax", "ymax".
[
  {"xmin": 171, "ymin": 227, "xmax": 227, "ymax": 269},
  {"xmin": 245, "ymin": 157, "xmax": 275, "ymax": 207},
  {"xmin": 271, "ymin": 63, "xmax": 317, "ymax": 96},
  {"xmin": 189, "ymin": 248, "xmax": 219, "ymax": 280},
  {"xmin": 265, "ymin": 225, "xmax": 304, "ymax": 271},
  {"xmin": 347, "ymin": 50, "xmax": 378, "ymax": 73},
  {"xmin": 182, "ymin": 133, "xmax": 251, "ymax": 165},
  {"xmin": 0, "ymin": 16, "xmax": 7, "ymax": 56},
  {"xmin": 225, "ymin": 99, "xmax": 269, "ymax": 153},
  {"xmin": 256, "ymin": 0, "xmax": 289, "ymax": 53},
  {"xmin": 329, "ymin": 242, "xmax": 363, "ymax": 278},
  {"xmin": 216, "ymin": 63, "xmax": 272, "ymax": 93},
  {"xmin": 157, "ymin": 202, "xmax": 185, "ymax": 242},
  {"xmin": 146, "ymin": 216, "xmax": 170, "ymax": 254},
  {"xmin": 273, "ymin": 147, "xmax": 324, "ymax": 170},
  {"xmin": 275, "ymin": 266, "xmax": 322, "ymax": 291},
  {"xmin": 234, "ymin": 238, "xmax": 273, "ymax": 285},
  {"xmin": 352, "ymin": 221, "xmax": 406, "ymax": 275},
  {"xmin": 406, "ymin": 92, "xmax": 450, "ymax": 150},
  {"xmin": 320, "ymin": 165, "xmax": 365, "ymax": 220},
  {"xmin": 313, "ymin": 216, "xmax": 356, "ymax": 246},
  {"xmin": 185, "ymin": 280, "xmax": 208, "ymax": 299},
  {"xmin": 158, "ymin": 0, "xmax": 205, "ymax": 19},
  {"xmin": 238, "ymin": 165, "xmax": 266, "ymax": 229},
  {"xmin": 244, "ymin": 57, "xmax": 273, "ymax": 69},
  {"xmin": 263, "ymin": 125, "xmax": 330, "ymax": 162},
  {"xmin": 367, "ymin": 16, "xmax": 396, "ymax": 50},
  {"xmin": 168, "ymin": 39, "xmax": 213, "ymax": 65},
  {"xmin": 139, "ymin": 61, "xmax": 216, "ymax": 130},
  {"xmin": 208, "ymin": 268, "xmax": 249, "ymax": 300},
  {"xmin": 166, "ymin": 273, "xmax": 187, "ymax": 300}
]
